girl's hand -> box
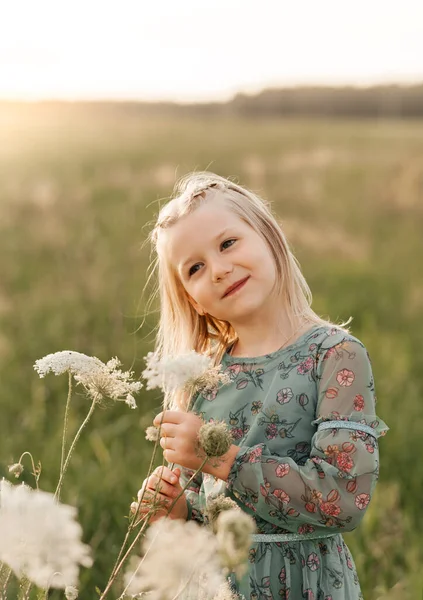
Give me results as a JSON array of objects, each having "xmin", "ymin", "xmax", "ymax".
[
  {"xmin": 153, "ymin": 411, "xmax": 206, "ymax": 470},
  {"xmin": 131, "ymin": 466, "xmax": 188, "ymax": 523}
]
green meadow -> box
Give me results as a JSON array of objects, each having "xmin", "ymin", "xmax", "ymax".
[{"xmin": 0, "ymin": 104, "xmax": 421, "ymax": 599}]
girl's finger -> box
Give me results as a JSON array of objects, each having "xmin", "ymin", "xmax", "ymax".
[
  {"xmin": 153, "ymin": 466, "xmax": 179, "ymax": 485},
  {"xmin": 133, "ymin": 493, "xmax": 173, "ymax": 511}
]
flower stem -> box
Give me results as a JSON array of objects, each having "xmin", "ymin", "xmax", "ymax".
[
  {"xmin": 0, "ymin": 563, "xmax": 12, "ymax": 599},
  {"xmin": 99, "ymin": 456, "xmax": 209, "ymax": 600},
  {"xmin": 108, "ymin": 433, "xmax": 162, "ymax": 581},
  {"xmin": 54, "ymin": 395, "xmax": 98, "ymax": 501},
  {"xmin": 17, "ymin": 451, "xmax": 41, "ymax": 490},
  {"xmin": 60, "ymin": 372, "xmax": 73, "ymax": 475}
]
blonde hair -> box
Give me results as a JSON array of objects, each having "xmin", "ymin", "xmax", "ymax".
[{"xmin": 147, "ymin": 171, "xmax": 351, "ymax": 409}]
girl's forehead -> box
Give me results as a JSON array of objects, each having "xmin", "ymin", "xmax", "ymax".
[{"xmin": 160, "ymin": 201, "xmax": 248, "ymax": 267}]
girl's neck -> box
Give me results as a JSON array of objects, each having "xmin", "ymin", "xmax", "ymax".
[{"xmin": 230, "ymin": 314, "xmax": 312, "ymax": 358}]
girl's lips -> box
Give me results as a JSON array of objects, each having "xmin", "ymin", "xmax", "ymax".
[{"xmin": 222, "ymin": 276, "xmax": 250, "ymax": 298}]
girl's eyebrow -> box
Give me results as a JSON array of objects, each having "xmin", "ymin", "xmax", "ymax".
[{"xmin": 178, "ymin": 227, "xmax": 232, "ymax": 272}]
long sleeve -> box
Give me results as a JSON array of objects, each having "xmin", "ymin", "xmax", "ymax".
[
  {"xmin": 225, "ymin": 339, "xmax": 389, "ymax": 534},
  {"xmin": 177, "ymin": 465, "xmax": 205, "ymax": 524}
]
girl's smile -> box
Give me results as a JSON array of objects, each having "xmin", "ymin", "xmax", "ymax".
[{"xmin": 222, "ymin": 276, "xmax": 250, "ymax": 298}]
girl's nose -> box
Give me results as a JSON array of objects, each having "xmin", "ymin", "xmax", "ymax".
[{"xmin": 211, "ymin": 258, "xmax": 233, "ymax": 282}]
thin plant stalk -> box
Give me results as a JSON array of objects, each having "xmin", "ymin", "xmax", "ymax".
[
  {"xmin": 17, "ymin": 451, "xmax": 41, "ymax": 490},
  {"xmin": 102, "ymin": 447, "xmax": 169, "ymax": 597},
  {"xmin": 109, "ymin": 411, "xmax": 175, "ymax": 580},
  {"xmin": 17, "ymin": 578, "xmax": 31, "ymax": 600},
  {"xmin": 60, "ymin": 372, "xmax": 73, "ymax": 475},
  {"xmin": 54, "ymin": 395, "xmax": 98, "ymax": 501},
  {"xmin": 99, "ymin": 456, "xmax": 209, "ymax": 600},
  {"xmin": 0, "ymin": 564, "xmax": 12, "ymax": 600},
  {"xmin": 108, "ymin": 432, "xmax": 163, "ymax": 581},
  {"xmin": 117, "ymin": 509, "xmax": 165, "ymax": 599},
  {"xmin": 170, "ymin": 570, "xmax": 197, "ymax": 600}
]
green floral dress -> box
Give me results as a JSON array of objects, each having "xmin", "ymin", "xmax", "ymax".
[{"xmin": 180, "ymin": 325, "xmax": 388, "ymax": 600}]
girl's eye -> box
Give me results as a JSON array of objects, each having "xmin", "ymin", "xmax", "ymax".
[
  {"xmin": 221, "ymin": 238, "xmax": 236, "ymax": 250},
  {"xmin": 188, "ymin": 263, "xmax": 202, "ymax": 277}
]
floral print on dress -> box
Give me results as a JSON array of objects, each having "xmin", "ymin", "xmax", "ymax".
[{"xmin": 176, "ymin": 325, "xmax": 388, "ymax": 600}]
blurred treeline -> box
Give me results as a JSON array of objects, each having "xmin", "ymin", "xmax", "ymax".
[
  {"xmin": 2, "ymin": 82, "xmax": 423, "ymax": 119},
  {"xmin": 0, "ymin": 100, "xmax": 421, "ymax": 599}
]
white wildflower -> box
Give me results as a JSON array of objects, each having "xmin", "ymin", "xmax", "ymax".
[
  {"xmin": 216, "ymin": 509, "xmax": 256, "ymax": 579},
  {"xmin": 74, "ymin": 357, "xmax": 142, "ymax": 409},
  {"xmin": 8, "ymin": 463, "xmax": 24, "ymax": 478},
  {"xmin": 124, "ymin": 519, "xmax": 224, "ymax": 600},
  {"xmin": 34, "ymin": 351, "xmax": 142, "ymax": 409},
  {"xmin": 34, "ymin": 351, "xmax": 103, "ymax": 378},
  {"xmin": 145, "ymin": 425, "xmax": 160, "ymax": 442},
  {"xmin": 0, "ymin": 480, "xmax": 92, "ymax": 589},
  {"xmin": 142, "ymin": 350, "xmax": 230, "ymax": 395},
  {"xmin": 65, "ymin": 585, "xmax": 79, "ymax": 600}
]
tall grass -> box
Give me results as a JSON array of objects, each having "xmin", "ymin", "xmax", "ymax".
[{"xmin": 0, "ymin": 104, "xmax": 421, "ymax": 599}]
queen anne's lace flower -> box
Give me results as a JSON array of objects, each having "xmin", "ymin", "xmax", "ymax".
[
  {"xmin": 142, "ymin": 350, "xmax": 230, "ymax": 395},
  {"xmin": 123, "ymin": 519, "xmax": 224, "ymax": 600},
  {"xmin": 74, "ymin": 358, "xmax": 142, "ymax": 409},
  {"xmin": 34, "ymin": 351, "xmax": 142, "ymax": 409},
  {"xmin": 0, "ymin": 480, "xmax": 92, "ymax": 589},
  {"xmin": 34, "ymin": 351, "xmax": 103, "ymax": 378},
  {"xmin": 145, "ymin": 425, "xmax": 160, "ymax": 441}
]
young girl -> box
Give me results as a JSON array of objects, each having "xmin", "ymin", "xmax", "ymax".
[{"xmin": 137, "ymin": 172, "xmax": 388, "ymax": 599}]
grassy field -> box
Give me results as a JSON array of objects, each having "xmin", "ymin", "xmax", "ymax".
[{"xmin": 0, "ymin": 104, "xmax": 421, "ymax": 599}]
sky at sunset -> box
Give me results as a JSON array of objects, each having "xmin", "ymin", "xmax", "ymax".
[{"xmin": 1, "ymin": 0, "xmax": 422, "ymax": 102}]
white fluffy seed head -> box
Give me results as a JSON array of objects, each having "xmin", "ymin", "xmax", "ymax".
[
  {"xmin": 124, "ymin": 519, "xmax": 225, "ymax": 600},
  {"xmin": 34, "ymin": 351, "xmax": 142, "ymax": 409},
  {"xmin": 142, "ymin": 350, "xmax": 229, "ymax": 396},
  {"xmin": 0, "ymin": 480, "xmax": 92, "ymax": 589}
]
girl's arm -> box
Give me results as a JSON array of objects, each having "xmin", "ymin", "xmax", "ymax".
[{"xmin": 217, "ymin": 340, "xmax": 388, "ymax": 534}]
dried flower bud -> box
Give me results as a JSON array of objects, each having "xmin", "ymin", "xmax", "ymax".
[
  {"xmin": 145, "ymin": 426, "xmax": 160, "ymax": 442},
  {"xmin": 205, "ymin": 495, "xmax": 240, "ymax": 534},
  {"xmin": 216, "ymin": 509, "xmax": 256, "ymax": 578},
  {"xmin": 65, "ymin": 586, "xmax": 79, "ymax": 600},
  {"xmin": 8, "ymin": 463, "xmax": 24, "ymax": 478},
  {"xmin": 198, "ymin": 421, "xmax": 233, "ymax": 458}
]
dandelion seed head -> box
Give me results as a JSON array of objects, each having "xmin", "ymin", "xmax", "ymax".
[
  {"xmin": 145, "ymin": 426, "xmax": 160, "ymax": 442},
  {"xmin": 124, "ymin": 519, "xmax": 224, "ymax": 600},
  {"xmin": 216, "ymin": 509, "xmax": 256, "ymax": 578},
  {"xmin": 198, "ymin": 421, "xmax": 233, "ymax": 458},
  {"xmin": 0, "ymin": 480, "xmax": 92, "ymax": 589},
  {"xmin": 8, "ymin": 463, "xmax": 24, "ymax": 478}
]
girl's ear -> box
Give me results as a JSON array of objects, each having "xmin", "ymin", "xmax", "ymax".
[{"xmin": 186, "ymin": 294, "xmax": 205, "ymax": 316}]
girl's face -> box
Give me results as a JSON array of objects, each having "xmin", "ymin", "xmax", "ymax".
[{"xmin": 164, "ymin": 196, "xmax": 278, "ymax": 324}]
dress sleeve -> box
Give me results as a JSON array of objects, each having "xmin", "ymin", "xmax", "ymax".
[
  {"xmin": 177, "ymin": 465, "xmax": 205, "ymax": 524},
  {"xmin": 225, "ymin": 339, "xmax": 389, "ymax": 534}
]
